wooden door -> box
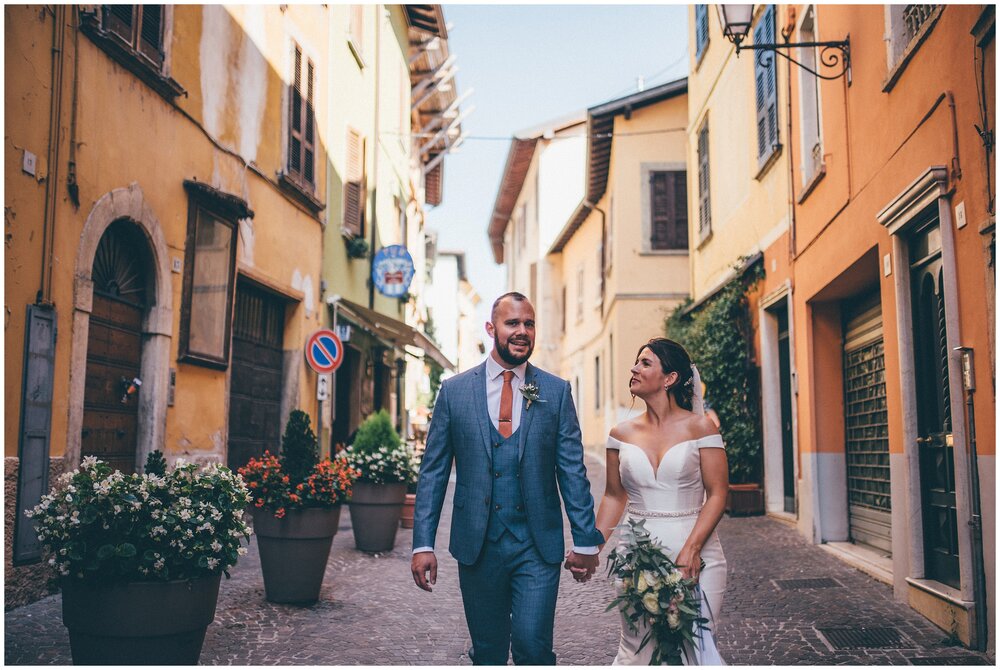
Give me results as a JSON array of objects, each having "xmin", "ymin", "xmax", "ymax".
[
  {"xmin": 82, "ymin": 221, "xmax": 148, "ymax": 474},
  {"xmin": 227, "ymin": 281, "xmax": 285, "ymax": 471}
]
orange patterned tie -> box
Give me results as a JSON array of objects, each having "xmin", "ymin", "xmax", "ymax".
[{"xmin": 498, "ymin": 370, "xmax": 514, "ymax": 438}]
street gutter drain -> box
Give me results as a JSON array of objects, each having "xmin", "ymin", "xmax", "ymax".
[
  {"xmin": 910, "ymin": 656, "xmax": 991, "ymax": 665},
  {"xmin": 817, "ymin": 627, "xmax": 913, "ymax": 649},
  {"xmin": 773, "ymin": 577, "xmax": 843, "ymax": 590}
]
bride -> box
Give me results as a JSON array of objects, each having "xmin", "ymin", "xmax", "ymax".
[{"xmin": 594, "ymin": 337, "xmax": 728, "ymax": 665}]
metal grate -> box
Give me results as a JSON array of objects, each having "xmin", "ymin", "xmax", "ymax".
[
  {"xmin": 817, "ymin": 627, "xmax": 912, "ymax": 649},
  {"xmin": 910, "ymin": 656, "xmax": 992, "ymax": 665},
  {"xmin": 844, "ymin": 339, "xmax": 891, "ymax": 512},
  {"xmin": 773, "ymin": 578, "xmax": 843, "ymax": 590},
  {"xmin": 903, "ymin": 5, "xmax": 938, "ymax": 41}
]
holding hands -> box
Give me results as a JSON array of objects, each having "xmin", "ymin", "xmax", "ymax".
[{"xmin": 563, "ymin": 551, "xmax": 600, "ymax": 583}]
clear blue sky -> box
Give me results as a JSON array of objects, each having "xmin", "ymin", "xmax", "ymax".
[{"xmin": 424, "ymin": 4, "xmax": 689, "ymax": 349}]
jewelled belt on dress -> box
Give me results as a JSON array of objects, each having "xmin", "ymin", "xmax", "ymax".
[{"xmin": 626, "ymin": 503, "xmax": 702, "ymax": 518}]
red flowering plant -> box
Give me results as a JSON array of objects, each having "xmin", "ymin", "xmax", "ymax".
[{"xmin": 238, "ymin": 410, "xmax": 358, "ymax": 519}]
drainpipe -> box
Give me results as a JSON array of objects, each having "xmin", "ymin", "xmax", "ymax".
[
  {"xmin": 66, "ymin": 6, "xmax": 80, "ymax": 208},
  {"xmin": 39, "ymin": 5, "xmax": 68, "ymax": 306},
  {"xmin": 955, "ymin": 346, "xmax": 987, "ymax": 651}
]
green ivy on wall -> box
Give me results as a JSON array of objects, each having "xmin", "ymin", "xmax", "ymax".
[{"xmin": 666, "ymin": 258, "xmax": 765, "ymax": 485}]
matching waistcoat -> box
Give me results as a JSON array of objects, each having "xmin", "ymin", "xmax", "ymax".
[{"xmin": 486, "ymin": 422, "xmax": 529, "ymax": 542}]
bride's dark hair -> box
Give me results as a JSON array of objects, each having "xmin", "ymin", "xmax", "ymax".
[{"xmin": 637, "ymin": 338, "xmax": 695, "ymax": 411}]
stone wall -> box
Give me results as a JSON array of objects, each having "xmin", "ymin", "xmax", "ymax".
[{"xmin": 5, "ymin": 457, "xmax": 65, "ymax": 610}]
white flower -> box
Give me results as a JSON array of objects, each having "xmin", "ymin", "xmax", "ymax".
[
  {"xmin": 206, "ymin": 557, "xmax": 219, "ymax": 570},
  {"xmin": 237, "ymin": 546, "xmax": 248, "ymax": 556},
  {"xmin": 81, "ymin": 455, "xmax": 99, "ymax": 469},
  {"xmin": 667, "ymin": 611, "xmax": 681, "ymax": 630},
  {"xmin": 665, "ymin": 570, "xmax": 682, "ymax": 586},
  {"xmin": 642, "ymin": 592, "xmax": 660, "ymax": 615},
  {"xmin": 210, "ymin": 540, "xmax": 222, "ymax": 553}
]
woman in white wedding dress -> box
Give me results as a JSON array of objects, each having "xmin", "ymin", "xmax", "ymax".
[{"xmin": 594, "ymin": 338, "xmax": 728, "ymax": 665}]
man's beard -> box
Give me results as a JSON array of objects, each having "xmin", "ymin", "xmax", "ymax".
[{"xmin": 496, "ymin": 336, "xmax": 533, "ymax": 366}]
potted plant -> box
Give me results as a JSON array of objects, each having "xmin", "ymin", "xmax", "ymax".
[
  {"xmin": 399, "ymin": 445, "xmax": 423, "ymax": 529},
  {"xmin": 345, "ymin": 236, "xmax": 370, "ymax": 260},
  {"xmin": 343, "ymin": 410, "xmax": 419, "ymax": 552},
  {"xmin": 27, "ymin": 452, "xmax": 252, "ymax": 665},
  {"xmin": 239, "ymin": 409, "xmax": 357, "ymax": 604}
]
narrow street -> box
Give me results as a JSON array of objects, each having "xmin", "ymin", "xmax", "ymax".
[{"xmin": 4, "ymin": 455, "xmax": 991, "ymax": 665}]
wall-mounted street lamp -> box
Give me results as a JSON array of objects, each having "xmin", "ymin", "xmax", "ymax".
[{"xmin": 717, "ymin": 4, "xmax": 851, "ymax": 81}]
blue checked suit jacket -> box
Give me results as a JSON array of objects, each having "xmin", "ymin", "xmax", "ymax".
[{"xmin": 412, "ymin": 361, "xmax": 605, "ymax": 565}]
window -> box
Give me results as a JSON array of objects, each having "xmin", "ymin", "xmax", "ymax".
[
  {"xmin": 348, "ymin": 5, "xmax": 365, "ymax": 64},
  {"xmin": 695, "ymin": 5, "xmax": 710, "ymax": 60},
  {"xmin": 595, "ymin": 244, "xmax": 604, "ymax": 309},
  {"xmin": 595, "ymin": 355, "xmax": 602, "ymax": 410},
  {"xmin": 105, "ymin": 5, "xmax": 164, "ymax": 67},
  {"xmin": 884, "ymin": 5, "xmax": 942, "ymax": 90},
  {"xmin": 529, "ymin": 262, "xmax": 538, "ymax": 307},
  {"xmin": 697, "ymin": 121, "xmax": 712, "ymax": 241},
  {"xmin": 797, "ymin": 6, "xmax": 824, "ymax": 188},
  {"xmin": 754, "ymin": 5, "xmax": 780, "ymax": 168},
  {"xmin": 288, "ymin": 44, "xmax": 316, "ymax": 189},
  {"xmin": 606, "ymin": 195, "xmax": 614, "ymax": 272},
  {"xmin": 179, "ymin": 181, "xmax": 247, "ymax": 369},
  {"xmin": 80, "ymin": 5, "xmax": 183, "ymax": 99},
  {"xmin": 561, "ymin": 285, "xmax": 567, "ymax": 334},
  {"xmin": 518, "ymin": 203, "xmax": 527, "ymax": 251},
  {"xmin": 576, "ymin": 265, "xmax": 585, "ymax": 323},
  {"xmin": 344, "ymin": 128, "xmax": 366, "ymax": 237},
  {"xmin": 649, "ymin": 171, "xmax": 689, "ymax": 250}
]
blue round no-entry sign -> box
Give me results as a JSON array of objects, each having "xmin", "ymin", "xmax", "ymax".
[{"xmin": 305, "ymin": 329, "xmax": 344, "ymax": 374}]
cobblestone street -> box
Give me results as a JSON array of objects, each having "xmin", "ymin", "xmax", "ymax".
[{"xmin": 5, "ymin": 455, "xmax": 992, "ymax": 665}]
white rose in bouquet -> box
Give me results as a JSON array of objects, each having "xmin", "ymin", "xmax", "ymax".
[{"xmin": 642, "ymin": 591, "xmax": 661, "ymax": 614}]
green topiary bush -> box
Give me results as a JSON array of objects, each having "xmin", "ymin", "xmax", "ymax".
[
  {"xmin": 343, "ymin": 410, "xmax": 417, "ymax": 485},
  {"xmin": 143, "ymin": 450, "xmax": 167, "ymax": 477},
  {"xmin": 280, "ymin": 409, "xmax": 319, "ymax": 485},
  {"xmin": 666, "ymin": 258, "xmax": 765, "ymax": 485}
]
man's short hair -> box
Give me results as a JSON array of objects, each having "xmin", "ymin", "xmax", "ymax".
[{"xmin": 491, "ymin": 291, "xmax": 529, "ymax": 321}]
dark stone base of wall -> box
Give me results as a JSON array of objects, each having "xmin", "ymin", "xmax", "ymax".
[{"xmin": 5, "ymin": 457, "xmax": 65, "ymax": 611}]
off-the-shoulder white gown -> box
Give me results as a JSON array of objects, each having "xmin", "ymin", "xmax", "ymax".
[{"xmin": 607, "ymin": 434, "xmax": 727, "ymax": 665}]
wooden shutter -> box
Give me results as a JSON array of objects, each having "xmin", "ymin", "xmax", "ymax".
[
  {"xmin": 754, "ymin": 6, "xmax": 779, "ymax": 163},
  {"xmin": 344, "ymin": 129, "xmax": 365, "ymax": 236},
  {"xmin": 350, "ymin": 5, "xmax": 364, "ymax": 53},
  {"xmin": 289, "ymin": 46, "xmax": 303, "ymax": 176},
  {"xmin": 14, "ymin": 305, "xmax": 56, "ymax": 564},
  {"xmin": 105, "ymin": 4, "xmax": 135, "ymax": 42},
  {"xmin": 650, "ymin": 171, "xmax": 688, "ymax": 251},
  {"xmin": 696, "ymin": 5, "xmax": 709, "ymax": 58},
  {"xmin": 138, "ymin": 5, "xmax": 164, "ymax": 66},
  {"xmin": 304, "ymin": 59, "xmax": 315, "ymax": 184},
  {"xmin": 698, "ymin": 125, "xmax": 711, "ymax": 236}
]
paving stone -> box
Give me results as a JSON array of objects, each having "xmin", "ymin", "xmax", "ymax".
[{"xmin": 4, "ymin": 454, "xmax": 993, "ymax": 665}]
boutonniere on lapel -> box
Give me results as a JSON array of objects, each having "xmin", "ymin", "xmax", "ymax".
[{"xmin": 519, "ymin": 383, "xmax": 546, "ymax": 409}]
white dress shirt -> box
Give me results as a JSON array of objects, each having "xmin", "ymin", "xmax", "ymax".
[
  {"xmin": 485, "ymin": 355, "xmax": 527, "ymax": 435},
  {"xmin": 414, "ymin": 354, "xmax": 597, "ymax": 556}
]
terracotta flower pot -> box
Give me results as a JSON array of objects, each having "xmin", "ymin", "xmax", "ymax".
[
  {"xmin": 251, "ymin": 505, "xmax": 342, "ymax": 604},
  {"xmin": 400, "ymin": 492, "xmax": 417, "ymax": 528},
  {"xmin": 61, "ymin": 573, "xmax": 222, "ymax": 665},
  {"xmin": 349, "ymin": 481, "xmax": 407, "ymax": 552}
]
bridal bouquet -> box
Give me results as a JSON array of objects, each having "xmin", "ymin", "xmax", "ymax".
[{"xmin": 606, "ymin": 518, "xmax": 709, "ymax": 665}]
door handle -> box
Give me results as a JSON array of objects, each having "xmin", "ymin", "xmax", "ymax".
[{"xmin": 116, "ymin": 429, "xmax": 126, "ymax": 439}]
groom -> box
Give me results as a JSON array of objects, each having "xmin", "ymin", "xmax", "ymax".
[{"xmin": 411, "ymin": 292, "xmax": 605, "ymax": 665}]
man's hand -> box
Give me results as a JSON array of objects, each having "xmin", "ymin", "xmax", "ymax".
[
  {"xmin": 411, "ymin": 551, "xmax": 438, "ymax": 592},
  {"xmin": 563, "ymin": 551, "xmax": 600, "ymax": 583}
]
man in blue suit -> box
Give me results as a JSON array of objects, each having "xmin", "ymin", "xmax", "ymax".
[{"xmin": 411, "ymin": 292, "xmax": 604, "ymax": 665}]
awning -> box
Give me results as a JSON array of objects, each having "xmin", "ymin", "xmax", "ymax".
[{"xmin": 336, "ymin": 298, "xmax": 455, "ymax": 371}]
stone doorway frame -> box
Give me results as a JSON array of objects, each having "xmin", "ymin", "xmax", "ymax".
[{"xmin": 66, "ymin": 184, "xmax": 173, "ymax": 471}]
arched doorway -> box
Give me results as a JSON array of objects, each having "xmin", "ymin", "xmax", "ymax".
[{"xmin": 81, "ymin": 220, "xmax": 152, "ymax": 473}]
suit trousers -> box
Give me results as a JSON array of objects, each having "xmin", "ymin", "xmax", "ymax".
[{"xmin": 458, "ymin": 529, "xmax": 561, "ymax": 665}]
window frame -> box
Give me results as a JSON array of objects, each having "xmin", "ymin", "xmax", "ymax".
[
  {"xmin": 882, "ymin": 5, "xmax": 944, "ymax": 92},
  {"xmin": 343, "ymin": 127, "xmax": 367, "ymax": 238},
  {"xmin": 178, "ymin": 181, "xmax": 248, "ymax": 370},
  {"xmin": 754, "ymin": 5, "xmax": 781, "ymax": 174},
  {"xmin": 79, "ymin": 5, "xmax": 184, "ymax": 100},
  {"xmin": 795, "ymin": 5, "xmax": 827, "ymax": 201},
  {"xmin": 697, "ymin": 119, "xmax": 712, "ymax": 245},
  {"xmin": 347, "ymin": 4, "xmax": 366, "ymax": 68},
  {"xmin": 644, "ymin": 165, "xmax": 689, "ymax": 253},
  {"xmin": 695, "ymin": 5, "xmax": 710, "ymax": 63}
]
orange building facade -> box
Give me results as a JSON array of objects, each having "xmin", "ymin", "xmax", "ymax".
[{"xmin": 748, "ymin": 4, "xmax": 994, "ymax": 651}]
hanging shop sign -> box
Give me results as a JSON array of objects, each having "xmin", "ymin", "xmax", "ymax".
[
  {"xmin": 372, "ymin": 245, "xmax": 415, "ymax": 298},
  {"xmin": 305, "ymin": 329, "xmax": 344, "ymax": 374}
]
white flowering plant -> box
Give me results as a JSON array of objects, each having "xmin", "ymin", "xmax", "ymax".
[
  {"xmin": 342, "ymin": 410, "xmax": 419, "ymax": 486},
  {"xmin": 26, "ymin": 456, "xmax": 252, "ymax": 584},
  {"xmin": 606, "ymin": 518, "xmax": 709, "ymax": 665}
]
